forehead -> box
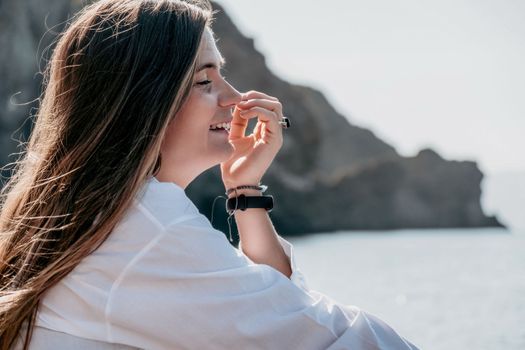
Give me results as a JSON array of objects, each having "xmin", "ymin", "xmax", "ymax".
[{"xmin": 197, "ymin": 28, "xmax": 223, "ymax": 64}]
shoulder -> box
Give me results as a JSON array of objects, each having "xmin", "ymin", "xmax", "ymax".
[{"xmin": 35, "ymin": 176, "xmax": 231, "ymax": 341}]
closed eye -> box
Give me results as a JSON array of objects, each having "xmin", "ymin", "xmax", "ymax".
[
  {"xmin": 196, "ymin": 70, "xmax": 227, "ymax": 86},
  {"xmin": 196, "ymin": 80, "xmax": 212, "ymax": 85}
]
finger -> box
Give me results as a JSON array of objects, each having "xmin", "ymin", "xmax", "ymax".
[
  {"xmin": 239, "ymin": 107, "xmax": 281, "ymax": 137},
  {"xmin": 229, "ymin": 106, "xmax": 248, "ymax": 140},
  {"xmin": 241, "ymin": 90, "xmax": 278, "ymax": 102},
  {"xmin": 254, "ymin": 121, "xmax": 262, "ymax": 140},
  {"xmin": 237, "ymin": 98, "xmax": 282, "ymax": 114}
]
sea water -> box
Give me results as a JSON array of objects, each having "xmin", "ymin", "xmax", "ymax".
[{"xmin": 287, "ymin": 228, "xmax": 525, "ymax": 350}]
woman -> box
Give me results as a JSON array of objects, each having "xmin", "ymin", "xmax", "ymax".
[{"xmin": 0, "ymin": 0, "xmax": 420, "ymax": 349}]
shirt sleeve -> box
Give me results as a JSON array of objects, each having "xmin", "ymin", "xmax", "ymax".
[{"xmin": 105, "ymin": 218, "xmax": 421, "ymax": 350}]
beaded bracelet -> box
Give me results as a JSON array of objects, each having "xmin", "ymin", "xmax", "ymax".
[{"xmin": 225, "ymin": 184, "xmax": 268, "ymax": 196}]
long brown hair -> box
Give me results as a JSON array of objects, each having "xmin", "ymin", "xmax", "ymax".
[{"xmin": 0, "ymin": 0, "xmax": 213, "ymax": 348}]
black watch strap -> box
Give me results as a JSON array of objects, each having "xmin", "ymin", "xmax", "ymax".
[{"xmin": 226, "ymin": 194, "xmax": 274, "ymax": 213}]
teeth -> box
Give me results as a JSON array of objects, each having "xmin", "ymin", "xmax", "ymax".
[{"xmin": 209, "ymin": 122, "xmax": 231, "ymax": 131}]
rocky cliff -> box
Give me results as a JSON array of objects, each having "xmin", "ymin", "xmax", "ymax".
[{"xmin": 0, "ymin": 0, "xmax": 503, "ymax": 243}]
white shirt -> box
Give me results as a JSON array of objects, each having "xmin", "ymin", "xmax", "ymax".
[{"xmin": 34, "ymin": 176, "xmax": 420, "ymax": 350}]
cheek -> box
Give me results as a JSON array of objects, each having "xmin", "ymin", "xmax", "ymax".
[
  {"xmin": 169, "ymin": 90, "xmax": 218, "ymax": 136},
  {"xmin": 191, "ymin": 88, "xmax": 218, "ymax": 114}
]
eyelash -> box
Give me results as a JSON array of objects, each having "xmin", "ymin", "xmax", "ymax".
[
  {"xmin": 196, "ymin": 80, "xmax": 212, "ymax": 86},
  {"xmin": 195, "ymin": 73, "xmax": 227, "ymax": 87}
]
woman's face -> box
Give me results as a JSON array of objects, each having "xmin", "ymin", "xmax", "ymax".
[{"xmin": 158, "ymin": 28, "xmax": 242, "ymax": 187}]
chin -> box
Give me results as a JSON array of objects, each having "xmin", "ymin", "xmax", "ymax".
[
  {"xmin": 205, "ymin": 136, "xmax": 234, "ymax": 163},
  {"xmin": 219, "ymin": 148, "xmax": 234, "ymax": 163},
  {"xmin": 215, "ymin": 145, "xmax": 234, "ymax": 164}
]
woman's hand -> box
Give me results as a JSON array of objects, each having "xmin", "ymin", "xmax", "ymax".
[{"xmin": 220, "ymin": 90, "xmax": 284, "ymax": 190}]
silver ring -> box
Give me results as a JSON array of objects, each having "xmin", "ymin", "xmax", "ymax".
[{"xmin": 278, "ymin": 116, "xmax": 290, "ymax": 129}]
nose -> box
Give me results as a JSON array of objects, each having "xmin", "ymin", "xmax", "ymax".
[{"xmin": 219, "ymin": 80, "xmax": 242, "ymax": 109}]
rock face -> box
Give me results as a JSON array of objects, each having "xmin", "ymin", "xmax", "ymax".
[{"xmin": 0, "ymin": 1, "xmax": 504, "ymax": 242}]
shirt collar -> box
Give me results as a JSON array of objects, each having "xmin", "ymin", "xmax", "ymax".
[
  {"xmin": 149, "ymin": 175, "xmax": 185, "ymax": 193},
  {"xmin": 136, "ymin": 176, "xmax": 201, "ymax": 226}
]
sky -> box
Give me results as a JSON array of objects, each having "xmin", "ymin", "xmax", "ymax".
[{"xmin": 214, "ymin": 0, "xmax": 525, "ymax": 177}]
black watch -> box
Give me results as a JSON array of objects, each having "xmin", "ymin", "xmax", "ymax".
[{"xmin": 226, "ymin": 194, "xmax": 274, "ymax": 213}]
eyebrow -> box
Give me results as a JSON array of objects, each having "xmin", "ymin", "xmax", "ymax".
[{"xmin": 196, "ymin": 56, "xmax": 226, "ymax": 73}]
